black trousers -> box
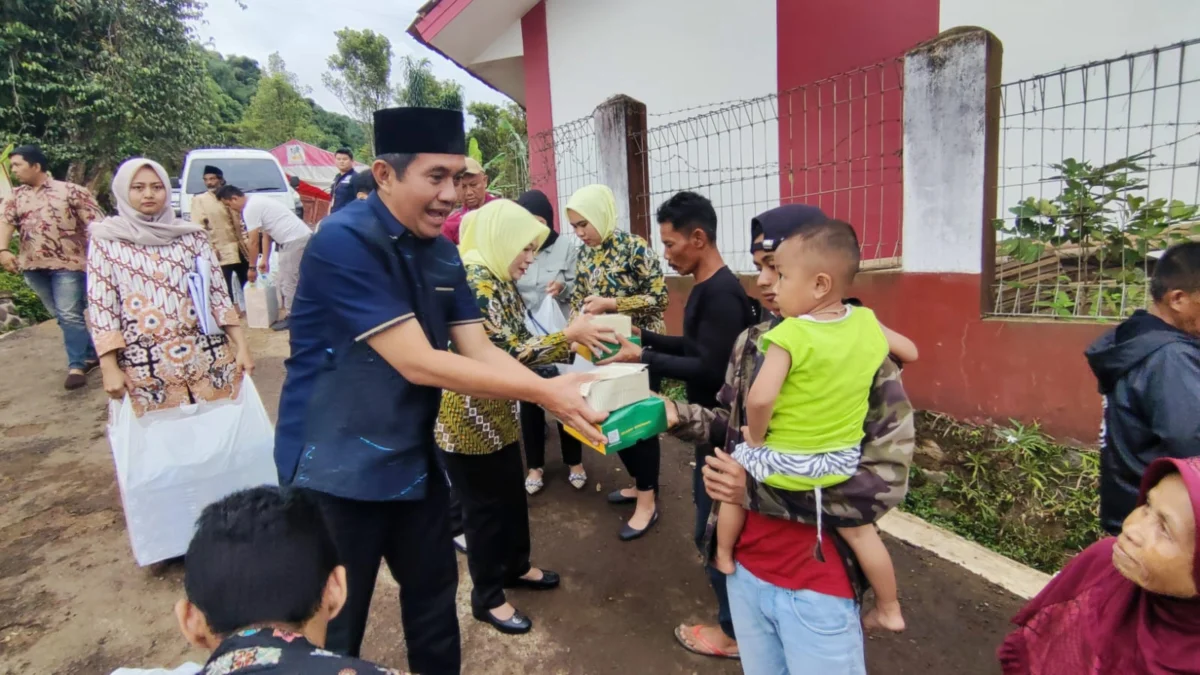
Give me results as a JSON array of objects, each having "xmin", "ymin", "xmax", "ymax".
[
  {"xmin": 307, "ymin": 480, "xmax": 461, "ymax": 674},
  {"xmin": 692, "ymin": 442, "xmax": 735, "ymax": 638},
  {"xmin": 519, "ymin": 401, "xmax": 583, "ymax": 469},
  {"xmin": 432, "ymin": 445, "xmax": 464, "ymax": 536},
  {"xmin": 442, "ymin": 443, "xmax": 532, "ymax": 614},
  {"xmin": 220, "ymin": 259, "xmax": 250, "ymax": 296},
  {"xmin": 617, "ymin": 435, "xmax": 661, "ymax": 492}
]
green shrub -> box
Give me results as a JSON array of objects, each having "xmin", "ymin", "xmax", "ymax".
[{"xmin": 903, "ymin": 414, "xmax": 1105, "ymax": 574}]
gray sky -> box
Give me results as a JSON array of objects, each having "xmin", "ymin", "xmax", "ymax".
[{"xmin": 194, "ymin": 0, "xmax": 512, "ymax": 120}]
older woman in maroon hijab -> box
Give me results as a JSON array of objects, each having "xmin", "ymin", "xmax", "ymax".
[{"xmin": 999, "ymin": 456, "xmax": 1200, "ymax": 674}]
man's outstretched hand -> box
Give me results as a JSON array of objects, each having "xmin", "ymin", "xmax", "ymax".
[{"xmin": 538, "ymin": 372, "xmax": 608, "ymax": 446}]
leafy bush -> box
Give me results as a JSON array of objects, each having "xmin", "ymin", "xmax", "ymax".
[
  {"xmin": 903, "ymin": 413, "xmax": 1105, "ymax": 574},
  {"xmin": 0, "ymin": 240, "xmax": 51, "ymax": 329}
]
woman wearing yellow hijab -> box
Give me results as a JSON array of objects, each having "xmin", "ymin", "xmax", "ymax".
[
  {"xmin": 435, "ymin": 199, "xmax": 615, "ymax": 636},
  {"xmin": 566, "ymin": 184, "xmax": 668, "ymax": 541}
]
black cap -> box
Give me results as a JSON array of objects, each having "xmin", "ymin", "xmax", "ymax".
[
  {"xmin": 373, "ymin": 107, "xmax": 467, "ymax": 156},
  {"xmin": 203, "ymin": 165, "xmax": 223, "ymax": 178},
  {"xmin": 750, "ymin": 204, "xmax": 828, "ymax": 253}
]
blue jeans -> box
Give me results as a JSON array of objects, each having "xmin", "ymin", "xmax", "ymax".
[
  {"xmin": 23, "ymin": 270, "xmax": 97, "ymax": 370},
  {"xmin": 727, "ymin": 563, "xmax": 866, "ymax": 675}
]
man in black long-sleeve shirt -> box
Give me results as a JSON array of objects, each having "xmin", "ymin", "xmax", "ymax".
[{"xmin": 602, "ymin": 191, "xmax": 755, "ymax": 659}]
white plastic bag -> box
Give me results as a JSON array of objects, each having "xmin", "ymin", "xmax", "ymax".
[
  {"xmin": 243, "ymin": 277, "xmax": 279, "ymax": 329},
  {"xmin": 525, "ymin": 295, "xmax": 567, "ymax": 337},
  {"xmin": 108, "ymin": 376, "xmax": 278, "ymax": 566},
  {"xmin": 110, "ymin": 664, "xmax": 202, "ymax": 675}
]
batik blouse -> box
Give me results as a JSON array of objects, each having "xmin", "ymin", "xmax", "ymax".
[
  {"xmin": 87, "ymin": 232, "xmax": 242, "ymax": 416},
  {"xmin": 435, "ymin": 262, "xmax": 571, "ymax": 455},
  {"xmin": 569, "ymin": 228, "xmax": 667, "ymax": 333}
]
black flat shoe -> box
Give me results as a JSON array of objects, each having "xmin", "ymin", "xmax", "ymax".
[
  {"xmin": 473, "ymin": 607, "xmax": 533, "ymax": 635},
  {"xmin": 505, "ymin": 569, "xmax": 560, "ymax": 591},
  {"xmin": 619, "ymin": 510, "xmax": 659, "ymax": 541},
  {"xmin": 607, "ymin": 489, "xmax": 637, "ymax": 505}
]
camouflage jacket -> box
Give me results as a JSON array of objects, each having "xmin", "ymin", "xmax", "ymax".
[{"xmin": 671, "ymin": 317, "xmax": 916, "ymax": 600}]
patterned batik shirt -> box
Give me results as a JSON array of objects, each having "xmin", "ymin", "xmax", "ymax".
[
  {"xmin": 670, "ymin": 316, "xmax": 917, "ymax": 602},
  {"xmin": 1, "ymin": 179, "xmax": 104, "ymax": 271},
  {"xmin": 87, "ymin": 232, "xmax": 243, "ymax": 416},
  {"xmin": 435, "ymin": 262, "xmax": 572, "ymax": 455},
  {"xmin": 191, "ymin": 190, "xmax": 247, "ymax": 267},
  {"xmin": 203, "ymin": 627, "xmax": 405, "ymax": 675},
  {"xmin": 569, "ymin": 229, "xmax": 668, "ymax": 333}
]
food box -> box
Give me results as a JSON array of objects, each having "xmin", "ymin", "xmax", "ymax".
[
  {"xmin": 575, "ymin": 334, "xmax": 641, "ymax": 363},
  {"xmin": 591, "ymin": 313, "xmax": 632, "ymax": 336},
  {"xmin": 562, "ymin": 397, "xmax": 668, "ymax": 455},
  {"xmin": 580, "ymin": 364, "xmax": 651, "ymax": 413}
]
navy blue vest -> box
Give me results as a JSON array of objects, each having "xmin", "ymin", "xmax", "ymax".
[{"xmin": 291, "ymin": 208, "xmax": 463, "ymax": 502}]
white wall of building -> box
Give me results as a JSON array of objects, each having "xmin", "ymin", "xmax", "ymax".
[{"xmin": 543, "ymin": 0, "xmax": 779, "ymax": 272}]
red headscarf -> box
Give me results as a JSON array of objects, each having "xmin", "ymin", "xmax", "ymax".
[{"xmin": 998, "ymin": 456, "xmax": 1200, "ymax": 674}]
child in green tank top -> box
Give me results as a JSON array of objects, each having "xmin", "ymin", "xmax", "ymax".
[{"xmin": 714, "ymin": 220, "xmax": 915, "ymax": 633}]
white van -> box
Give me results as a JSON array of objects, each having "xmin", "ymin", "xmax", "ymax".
[{"xmin": 179, "ymin": 148, "xmax": 303, "ymax": 221}]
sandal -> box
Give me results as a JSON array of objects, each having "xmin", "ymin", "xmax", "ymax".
[
  {"xmin": 568, "ymin": 470, "xmax": 587, "ymax": 490},
  {"xmin": 674, "ymin": 624, "xmax": 740, "ymax": 660},
  {"xmin": 525, "ymin": 471, "xmax": 545, "ymax": 495}
]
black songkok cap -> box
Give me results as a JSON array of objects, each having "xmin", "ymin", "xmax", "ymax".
[
  {"xmin": 373, "ymin": 107, "xmax": 467, "ymax": 156},
  {"xmin": 203, "ymin": 165, "xmax": 223, "ymax": 178}
]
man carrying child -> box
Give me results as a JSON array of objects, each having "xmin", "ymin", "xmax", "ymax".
[{"xmin": 666, "ymin": 205, "xmax": 917, "ymax": 674}]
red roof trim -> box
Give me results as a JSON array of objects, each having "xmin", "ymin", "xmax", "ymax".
[{"xmin": 412, "ymin": 0, "xmax": 477, "ymax": 42}]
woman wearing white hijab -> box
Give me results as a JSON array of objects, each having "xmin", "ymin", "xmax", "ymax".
[{"xmin": 87, "ymin": 158, "xmax": 253, "ymax": 415}]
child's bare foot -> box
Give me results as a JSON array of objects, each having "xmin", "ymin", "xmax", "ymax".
[
  {"xmin": 713, "ymin": 550, "xmax": 736, "ymax": 575},
  {"xmin": 864, "ymin": 601, "xmax": 906, "ymax": 632}
]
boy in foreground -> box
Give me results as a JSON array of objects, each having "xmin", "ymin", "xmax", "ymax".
[
  {"xmin": 713, "ymin": 220, "xmax": 913, "ymax": 632},
  {"xmin": 174, "ymin": 486, "xmax": 408, "ymax": 675}
]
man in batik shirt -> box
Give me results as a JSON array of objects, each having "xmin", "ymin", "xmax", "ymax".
[{"xmin": 1, "ymin": 145, "xmax": 103, "ymax": 390}]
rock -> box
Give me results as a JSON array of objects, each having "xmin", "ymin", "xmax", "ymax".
[
  {"xmin": 923, "ymin": 469, "xmax": 950, "ymax": 486},
  {"xmin": 0, "ymin": 298, "xmax": 24, "ymax": 331},
  {"xmin": 916, "ymin": 439, "xmax": 947, "ymax": 463}
]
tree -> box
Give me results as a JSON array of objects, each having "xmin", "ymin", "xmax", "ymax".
[
  {"xmin": 322, "ymin": 29, "xmax": 392, "ymax": 151},
  {"xmin": 204, "ymin": 51, "xmax": 262, "ymax": 108},
  {"xmin": 239, "ymin": 53, "xmax": 324, "ymax": 149},
  {"xmin": 309, "ymin": 101, "xmax": 369, "ymax": 153},
  {"xmin": 467, "ymin": 102, "xmax": 528, "ymax": 196},
  {"xmin": 0, "ymin": 0, "xmax": 222, "ymax": 185},
  {"xmin": 394, "ymin": 56, "xmax": 464, "ymax": 111}
]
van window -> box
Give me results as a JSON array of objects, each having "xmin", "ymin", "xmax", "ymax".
[{"xmin": 186, "ymin": 158, "xmax": 286, "ymax": 195}]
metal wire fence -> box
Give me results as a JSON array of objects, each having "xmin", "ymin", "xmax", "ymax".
[
  {"xmin": 528, "ymin": 116, "xmax": 600, "ymax": 249},
  {"xmin": 991, "ymin": 38, "xmax": 1200, "ymax": 319},
  {"xmin": 634, "ymin": 57, "xmax": 906, "ymax": 273}
]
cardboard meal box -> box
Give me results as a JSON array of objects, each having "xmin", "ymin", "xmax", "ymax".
[
  {"xmin": 580, "ymin": 364, "xmax": 651, "ymax": 413},
  {"xmin": 575, "ymin": 334, "xmax": 641, "ymax": 363},
  {"xmin": 562, "ymin": 397, "xmax": 668, "ymax": 455},
  {"xmin": 573, "ymin": 314, "xmax": 636, "ymax": 362}
]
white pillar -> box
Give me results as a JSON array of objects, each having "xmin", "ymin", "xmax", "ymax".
[{"xmin": 902, "ymin": 28, "xmax": 1003, "ymax": 277}]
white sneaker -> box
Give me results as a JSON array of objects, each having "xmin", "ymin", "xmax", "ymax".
[{"xmin": 453, "ymin": 534, "xmax": 468, "ymax": 554}]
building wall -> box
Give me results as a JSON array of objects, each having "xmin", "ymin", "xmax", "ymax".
[{"xmin": 541, "ymin": 0, "xmax": 779, "ymax": 269}]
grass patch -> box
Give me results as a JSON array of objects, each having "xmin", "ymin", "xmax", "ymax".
[
  {"xmin": 0, "ymin": 242, "xmax": 51, "ymax": 331},
  {"xmin": 659, "ymin": 378, "xmax": 687, "ymax": 402},
  {"xmin": 902, "ymin": 412, "xmax": 1105, "ymax": 574}
]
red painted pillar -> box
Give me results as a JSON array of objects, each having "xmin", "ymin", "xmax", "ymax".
[{"xmin": 522, "ymin": 1, "xmax": 559, "ymax": 228}]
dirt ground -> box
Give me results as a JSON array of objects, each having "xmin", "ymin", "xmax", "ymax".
[{"xmin": 0, "ymin": 322, "xmax": 1024, "ymax": 674}]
